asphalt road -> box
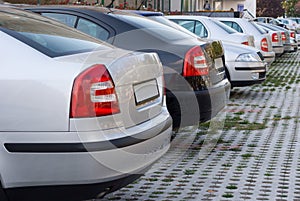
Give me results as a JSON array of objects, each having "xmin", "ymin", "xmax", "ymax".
[{"xmin": 101, "ymin": 50, "xmax": 300, "ymax": 201}]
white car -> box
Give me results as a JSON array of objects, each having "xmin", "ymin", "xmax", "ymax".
[
  {"xmin": 145, "ymin": 14, "xmax": 267, "ymax": 88},
  {"xmin": 166, "ymin": 15, "xmax": 255, "ymax": 47},
  {"xmin": 278, "ymin": 18, "xmax": 300, "ymax": 32},
  {"xmin": 217, "ymin": 18, "xmax": 276, "ymax": 65},
  {"xmin": 274, "ymin": 25, "xmax": 299, "ymax": 52},
  {"xmin": 0, "ymin": 7, "xmax": 172, "ymax": 201},
  {"xmin": 222, "ymin": 41, "xmax": 267, "ymax": 87},
  {"xmin": 262, "ymin": 23, "xmax": 297, "ymax": 52},
  {"xmin": 288, "ymin": 17, "xmax": 300, "ymax": 33},
  {"xmin": 256, "ymin": 22, "xmax": 284, "ymax": 56}
]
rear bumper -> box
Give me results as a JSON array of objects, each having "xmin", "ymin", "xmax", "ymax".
[
  {"xmin": 0, "ymin": 109, "xmax": 172, "ymax": 200},
  {"xmin": 283, "ymin": 43, "xmax": 293, "ymax": 52},
  {"xmin": 167, "ymin": 78, "xmax": 231, "ymax": 128},
  {"xmin": 273, "ymin": 46, "xmax": 284, "ymax": 55},
  {"xmin": 4, "ymin": 173, "xmax": 141, "ymax": 201},
  {"xmin": 197, "ymin": 78, "xmax": 231, "ymax": 121},
  {"xmin": 262, "ymin": 51, "xmax": 275, "ymax": 65},
  {"xmin": 291, "ymin": 42, "xmax": 298, "ymax": 52}
]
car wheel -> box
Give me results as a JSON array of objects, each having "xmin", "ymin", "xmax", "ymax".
[
  {"xmin": 0, "ymin": 182, "xmax": 8, "ymax": 201},
  {"xmin": 166, "ymin": 95, "xmax": 181, "ymax": 132}
]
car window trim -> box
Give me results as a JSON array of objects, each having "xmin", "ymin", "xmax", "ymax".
[{"xmin": 28, "ymin": 8, "xmax": 116, "ymax": 43}]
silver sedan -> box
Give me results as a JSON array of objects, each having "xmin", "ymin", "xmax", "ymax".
[
  {"xmin": 222, "ymin": 41, "xmax": 267, "ymax": 87},
  {"xmin": 167, "ymin": 15, "xmax": 255, "ymax": 47},
  {"xmin": 162, "ymin": 15, "xmax": 266, "ymax": 88},
  {"xmin": 0, "ymin": 7, "xmax": 172, "ymax": 201},
  {"xmin": 256, "ymin": 23, "xmax": 284, "ymax": 56},
  {"xmin": 217, "ymin": 18, "xmax": 276, "ymax": 66}
]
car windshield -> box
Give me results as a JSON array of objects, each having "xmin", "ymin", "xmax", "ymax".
[
  {"xmin": 113, "ymin": 14, "xmax": 191, "ymax": 41},
  {"xmin": 210, "ymin": 19, "xmax": 237, "ymax": 34},
  {"xmin": 0, "ymin": 9, "xmax": 110, "ymax": 57}
]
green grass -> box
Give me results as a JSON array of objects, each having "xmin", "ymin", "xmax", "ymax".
[
  {"xmin": 241, "ymin": 153, "xmax": 253, "ymax": 159},
  {"xmin": 247, "ymin": 144, "xmax": 257, "ymax": 147},
  {"xmin": 222, "ymin": 193, "xmax": 234, "ymax": 198},
  {"xmin": 226, "ymin": 185, "xmax": 238, "ymax": 190},
  {"xmin": 184, "ymin": 169, "xmax": 197, "ymax": 175},
  {"xmin": 162, "ymin": 178, "xmax": 174, "ymax": 182}
]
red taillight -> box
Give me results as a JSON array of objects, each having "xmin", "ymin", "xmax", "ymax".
[
  {"xmin": 242, "ymin": 41, "xmax": 249, "ymax": 46},
  {"xmin": 261, "ymin": 38, "xmax": 269, "ymax": 52},
  {"xmin": 272, "ymin": 33, "xmax": 279, "ymax": 42},
  {"xmin": 70, "ymin": 64, "xmax": 120, "ymax": 118},
  {"xmin": 183, "ymin": 46, "xmax": 209, "ymax": 77},
  {"xmin": 281, "ymin": 32, "xmax": 286, "ymax": 41},
  {"xmin": 291, "ymin": 32, "xmax": 295, "ymax": 39}
]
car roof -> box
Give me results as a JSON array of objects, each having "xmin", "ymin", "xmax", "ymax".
[
  {"xmin": 25, "ymin": 5, "xmax": 141, "ymax": 16},
  {"xmin": 217, "ymin": 17, "xmax": 251, "ymax": 22},
  {"xmin": 125, "ymin": 10, "xmax": 164, "ymax": 16},
  {"xmin": 168, "ymin": 15, "xmax": 211, "ymax": 19}
]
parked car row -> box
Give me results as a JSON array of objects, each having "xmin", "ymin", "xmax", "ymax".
[
  {"xmin": 25, "ymin": 6, "xmax": 232, "ymax": 130},
  {"xmin": 256, "ymin": 16, "xmax": 300, "ymax": 33},
  {"xmin": 256, "ymin": 16, "xmax": 300, "ymax": 45},
  {"xmin": 1, "ymin": 4, "xmax": 298, "ymax": 201},
  {"xmin": 0, "ymin": 5, "xmax": 231, "ymax": 201},
  {"xmin": 0, "ymin": 6, "xmax": 174, "ymax": 201},
  {"xmin": 133, "ymin": 12, "xmax": 266, "ymax": 88}
]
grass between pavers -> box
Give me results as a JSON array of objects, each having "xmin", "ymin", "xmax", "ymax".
[
  {"xmin": 102, "ymin": 52, "xmax": 300, "ymax": 201},
  {"xmin": 199, "ymin": 115, "xmax": 267, "ymax": 131}
]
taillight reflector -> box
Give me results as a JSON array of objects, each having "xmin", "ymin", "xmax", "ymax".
[
  {"xmin": 272, "ymin": 33, "xmax": 279, "ymax": 42},
  {"xmin": 291, "ymin": 32, "xmax": 295, "ymax": 39},
  {"xmin": 261, "ymin": 38, "xmax": 269, "ymax": 52},
  {"xmin": 281, "ymin": 32, "xmax": 286, "ymax": 41},
  {"xmin": 183, "ymin": 46, "xmax": 209, "ymax": 77},
  {"xmin": 70, "ymin": 64, "xmax": 120, "ymax": 118},
  {"xmin": 242, "ymin": 41, "xmax": 249, "ymax": 46}
]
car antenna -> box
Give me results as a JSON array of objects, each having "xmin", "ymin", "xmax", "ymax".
[
  {"xmin": 137, "ymin": 0, "xmax": 146, "ymax": 10},
  {"xmin": 106, "ymin": 0, "xmax": 115, "ymax": 8}
]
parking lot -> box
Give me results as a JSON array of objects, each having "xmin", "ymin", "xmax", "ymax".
[{"xmin": 102, "ymin": 51, "xmax": 300, "ymax": 200}]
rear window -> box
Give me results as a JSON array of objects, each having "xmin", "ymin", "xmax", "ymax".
[
  {"xmin": 210, "ymin": 19, "xmax": 237, "ymax": 34},
  {"xmin": 113, "ymin": 14, "xmax": 191, "ymax": 41},
  {"xmin": 250, "ymin": 21, "xmax": 267, "ymax": 34},
  {"xmin": 0, "ymin": 9, "xmax": 110, "ymax": 57},
  {"xmin": 148, "ymin": 16, "xmax": 198, "ymax": 38},
  {"xmin": 258, "ymin": 23, "xmax": 278, "ymax": 31}
]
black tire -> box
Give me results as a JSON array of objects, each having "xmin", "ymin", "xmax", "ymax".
[
  {"xmin": 166, "ymin": 94, "xmax": 181, "ymax": 132},
  {"xmin": 225, "ymin": 67, "xmax": 233, "ymax": 89},
  {"xmin": 0, "ymin": 182, "xmax": 9, "ymax": 201}
]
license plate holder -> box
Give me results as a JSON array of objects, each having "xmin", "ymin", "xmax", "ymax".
[
  {"xmin": 133, "ymin": 79, "xmax": 159, "ymax": 106},
  {"xmin": 215, "ymin": 58, "xmax": 223, "ymax": 69}
]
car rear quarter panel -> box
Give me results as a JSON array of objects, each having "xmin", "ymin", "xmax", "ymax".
[{"xmin": 0, "ymin": 32, "xmax": 79, "ymax": 132}]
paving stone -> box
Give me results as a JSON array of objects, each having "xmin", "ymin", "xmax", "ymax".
[{"xmin": 99, "ymin": 51, "xmax": 300, "ymax": 200}]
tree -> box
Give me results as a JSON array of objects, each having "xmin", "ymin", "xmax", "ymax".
[
  {"xmin": 282, "ymin": 0, "xmax": 300, "ymax": 17},
  {"xmin": 257, "ymin": 0, "xmax": 285, "ymax": 17},
  {"xmin": 296, "ymin": 1, "xmax": 300, "ymax": 16}
]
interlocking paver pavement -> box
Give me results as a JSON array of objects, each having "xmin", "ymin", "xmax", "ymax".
[{"xmin": 101, "ymin": 51, "xmax": 300, "ymax": 200}]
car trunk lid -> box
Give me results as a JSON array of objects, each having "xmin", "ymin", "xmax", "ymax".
[
  {"xmin": 201, "ymin": 40, "xmax": 226, "ymax": 86},
  {"xmin": 59, "ymin": 48, "xmax": 164, "ymax": 130}
]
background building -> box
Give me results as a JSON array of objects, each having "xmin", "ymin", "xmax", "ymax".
[
  {"xmin": 99, "ymin": 0, "xmax": 256, "ymax": 17},
  {"xmin": 170, "ymin": 0, "xmax": 256, "ymax": 16}
]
